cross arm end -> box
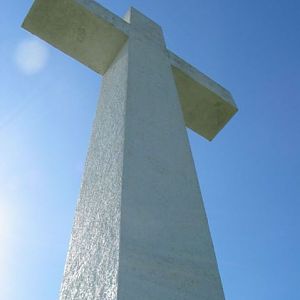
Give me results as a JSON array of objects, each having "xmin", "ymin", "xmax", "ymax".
[
  {"xmin": 22, "ymin": 0, "xmax": 129, "ymax": 75},
  {"xmin": 168, "ymin": 50, "xmax": 238, "ymax": 141}
]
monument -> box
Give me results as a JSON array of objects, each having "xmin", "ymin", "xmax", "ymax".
[{"xmin": 22, "ymin": 0, "xmax": 237, "ymax": 299}]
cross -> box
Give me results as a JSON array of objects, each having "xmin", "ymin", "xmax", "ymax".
[{"xmin": 22, "ymin": 1, "xmax": 238, "ymax": 299}]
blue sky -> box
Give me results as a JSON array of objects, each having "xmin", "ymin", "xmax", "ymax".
[{"xmin": 1, "ymin": 0, "xmax": 299, "ymax": 299}]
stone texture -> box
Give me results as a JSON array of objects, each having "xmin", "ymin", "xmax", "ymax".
[
  {"xmin": 22, "ymin": 0, "xmax": 129, "ymax": 74},
  {"xmin": 22, "ymin": 0, "xmax": 237, "ymax": 140},
  {"xmin": 21, "ymin": 1, "xmax": 238, "ymax": 299},
  {"xmin": 117, "ymin": 8, "xmax": 225, "ymax": 300},
  {"xmin": 169, "ymin": 51, "xmax": 237, "ymax": 140},
  {"xmin": 60, "ymin": 42, "xmax": 128, "ymax": 300}
]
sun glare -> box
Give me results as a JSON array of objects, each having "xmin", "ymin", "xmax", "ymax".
[{"xmin": 14, "ymin": 38, "xmax": 49, "ymax": 75}]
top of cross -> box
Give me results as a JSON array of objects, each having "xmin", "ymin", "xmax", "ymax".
[{"xmin": 22, "ymin": 0, "xmax": 237, "ymax": 141}]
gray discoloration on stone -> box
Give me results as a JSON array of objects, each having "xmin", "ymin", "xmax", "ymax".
[
  {"xmin": 22, "ymin": 1, "xmax": 238, "ymax": 299},
  {"xmin": 23, "ymin": 0, "xmax": 237, "ymax": 139},
  {"xmin": 22, "ymin": 0, "xmax": 129, "ymax": 74},
  {"xmin": 169, "ymin": 50, "xmax": 237, "ymax": 140},
  {"xmin": 117, "ymin": 9, "xmax": 225, "ymax": 299},
  {"xmin": 75, "ymin": 0, "xmax": 130, "ymax": 33}
]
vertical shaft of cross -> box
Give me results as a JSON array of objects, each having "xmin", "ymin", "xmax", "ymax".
[
  {"xmin": 119, "ymin": 9, "xmax": 225, "ymax": 299},
  {"xmin": 60, "ymin": 7, "xmax": 225, "ymax": 300},
  {"xmin": 60, "ymin": 42, "xmax": 128, "ymax": 299}
]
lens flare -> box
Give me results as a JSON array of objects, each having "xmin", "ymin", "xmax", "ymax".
[{"xmin": 15, "ymin": 38, "xmax": 49, "ymax": 75}]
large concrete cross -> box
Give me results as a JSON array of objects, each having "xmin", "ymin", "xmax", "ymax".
[{"xmin": 23, "ymin": 0, "xmax": 237, "ymax": 299}]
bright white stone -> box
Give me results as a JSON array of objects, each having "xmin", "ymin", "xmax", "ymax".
[
  {"xmin": 22, "ymin": 1, "xmax": 238, "ymax": 299},
  {"xmin": 22, "ymin": 0, "xmax": 237, "ymax": 140}
]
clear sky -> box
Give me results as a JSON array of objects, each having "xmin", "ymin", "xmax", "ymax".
[{"xmin": 0, "ymin": 0, "xmax": 299, "ymax": 299}]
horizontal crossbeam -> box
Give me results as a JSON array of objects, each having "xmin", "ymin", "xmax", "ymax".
[
  {"xmin": 22, "ymin": 0, "xmax": 237, "ymax": 140},
  {"xmin": 169, "ymin": 51, "xmax": 237, "ymax": 140},
  {"xmin": 22, "ymin": 0, "xmax": 129, "ymax": 74}
]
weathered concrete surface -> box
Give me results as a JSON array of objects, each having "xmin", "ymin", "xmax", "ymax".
[
  {"xmin": 22, "ymin": 0, "xmax": 129, "ymax": 74},
  {"xmin": 117, "ymin": 8, "xmax": 225, "ymax": 300},
  {"xmin": 22, "ymin": 0, "xmax": 237, "ymax": 140},
  {"xmin": 60, "ymin": 42, "xmax": 128, "ymax": 300},
  {"xmin": 169, "ymin": 51, "xmax": 237, "ymax": 140},
  {"xmin": 21, "ymin": 1, "xmax": 238, "ymax": 299},
  {"xmin": 59, "ymin": 8, "xmax": 226, "ymax": 299}
]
